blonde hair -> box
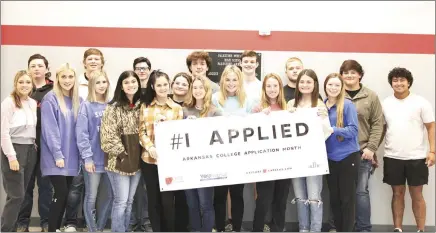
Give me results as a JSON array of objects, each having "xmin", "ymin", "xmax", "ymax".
[
  {"xmin": 260, "ymin": 73, "xmax": 286, "ymax": 110},
  {"xmin": 11, "ymin": 70, "xmax": 33, "ymax": 108},
  {"xmin": 87, "ymin": 70, "xmax": 110, "ymax": 102},
  {"xmin": 185, "ymin": 76, "xmax": 213, "ymax": 117},
  {"xmin": 218, "ymin": 65, "xmax": 246, "ymax": 107},
  {"xmin": 324, "ymin": 73, "xmax": 346, "ymax": 128},
  {"xmin": 285, "ymin": 57, "xmax": 303, "ymax": 70},
  {"xmin": 53, "ymin": 63, "xmax": 80, "ymax": 118}
]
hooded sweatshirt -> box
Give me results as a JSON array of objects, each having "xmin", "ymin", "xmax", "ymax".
[
  {"xmin": 40, "ymin": 91, "xmax": 83, "ymax": 176},
  {"xmin": 30, "ymin": 79, "xmax": 53, "ymax": 150},
  {"xmin": 1, "ymin": 96, "xmax": 37, "ymax": 161},
  {"xmin": 76, "ymin": 101, "xmax": 107, "ymax": 172}
]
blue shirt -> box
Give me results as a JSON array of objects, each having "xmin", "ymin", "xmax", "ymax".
[{"xmin": 325, "ymin": 99, "xmax": 360, "ymax": 161}]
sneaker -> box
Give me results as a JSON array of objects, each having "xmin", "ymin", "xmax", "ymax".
[
  {"xmin": 225, "ymin": 223, "xmax": 233, "ymax": 232},
  {"xmin": 64, "ymin": 225, "xmax": 77, "ymax": 232},
  {"xmin": 329, "ymin": 228, "xmax": 337, "ymax": 232},
  {"xmin": 417, "ymin": 230, "xmax": 424, "ymax": 232},
  {"xmin": 42, "ymin": 225, "xmax": 49, "ymax": 232},
  {"xmin": 56, "ymin": 230, "xmax": 62, "ymax": 232},
  {"xmin": 16, "ymin": 226, "xmax": 29, "ymax": 232},
  {"xmin": 212, "ymin": 228, "xmax": 217, "ymax": 232},
  {"xmin": 263, "ymin": 224, "xmax": 271, "ymax": 232},
  {"xmin": 394, "ymin": 228, "xmax": 402, "ymax": 232}
]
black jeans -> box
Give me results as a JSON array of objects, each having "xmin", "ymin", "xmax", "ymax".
[
  {"xmin": 141, "ymin": 162, "xmax": 178, "ymax": 232},
  {"xmin": 252, "ymin": 179, "xmax": 290, "ymax": 232},
  {"xmin": 17, "ymin": 149, "xmax": 52, "ymax": 229},
  {"xmin": 63, "ymin": 170, "xmax": 85, "ymax": 227},
  {"xmin": 48, "ymin": 176, "xmax": 74, "ymax": 232},
  {"xmin": 327, "ymin": 151, "xmax": 360, "ymax": 232},
  {"xmin": 214, "ymin": 184, "xmax": 245, "ymax": 232},
  {"xmin": 1, "ymin": 144, "xmax": 37, "ymax": 232}
]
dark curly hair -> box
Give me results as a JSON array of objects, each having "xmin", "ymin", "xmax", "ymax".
[{"xmin": 388, "ymin": 67, "xmax": 413, "ymax": 88}]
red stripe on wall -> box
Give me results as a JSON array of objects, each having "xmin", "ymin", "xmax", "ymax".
[{"xmin": 1, "ymin": 25, "xmax": 434, "ymax": 54}]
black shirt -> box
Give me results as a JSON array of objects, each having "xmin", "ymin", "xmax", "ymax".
[
  {"xmin": 168, "ymin": 94, "xmax": 184, "ymax": 106},
  {"xmin": 284, "ymin": 85, "xmax": 296, "ymax": 102},
  {"xmin": 346, "ymin": 84, "xmax": 362, "ymax": 99}
]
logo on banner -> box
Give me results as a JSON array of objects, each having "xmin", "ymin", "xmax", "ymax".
[
  {"xmin": 165, "ymin": 176, "xmax": 184, "ymax": 185},
  {"xmin": 308, "ymin": 162, "xmax": 320, "ymax": 169}
]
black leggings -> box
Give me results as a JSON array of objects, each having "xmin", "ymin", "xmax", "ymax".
[
  {"xmin": 48, "ymin": 176, "xmax": 73, "ymax": 232},
  {"xmin": 214, "ymin": 184, "xmax": 245, "ymax": 232}
]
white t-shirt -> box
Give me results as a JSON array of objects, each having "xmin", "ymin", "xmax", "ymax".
[
  {"xmin": 244, "ymin": 78, "xmax": 262, "ymax": 105},
  {"xmin": 382, "ymin": 93, "xmax": 435, "ymax": 160}
]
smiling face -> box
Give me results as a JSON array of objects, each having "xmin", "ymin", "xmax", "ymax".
[
  {"xmin": 154, "ymin": 75, "xmax": 170, "ymax": 98},
  {"xmin": 84, "ymin": 55, "xmax": 103, "ymax": 72},
  {"xmin": 342, "ymin": 69, "xmax": 361, "ymax": 88},
  {"xmin": 265, "ymin": 77, "xmax": 280, "ymax": 100},
  {"xmin": 298, "ymin": 74, "xmax": 315, "ymax": 95},
  {"xmin": 326, "ymin": 77, "xmax": 343, "ymax": 98},
  {"xmin": 172, "ymin": 76, "xmax": 189, "ymax": 96},
  {"xmin": 241, "ymin": 56, "xmax": 258, "ymax": 76},
  {"xmin": 391, "ymin": 77, "xmax": 410, "ymax": 95},
  {"xmin": 94, "ymin": 75, "xmax": 109, "ymax": 96},
  {"xmin": 122, "ymin": 76, "xmax": 139, "ymax": 97},
  {"xmin": 58, "ymin": 70, "xmax": 76, "ymax": 92},
  {"xmin": 16, "ymin": 74, "xmax": 33, "ymax": 97},
  {"xmin": 224, "ymin": 72, "xmax": 239, "ymax": 95},
  {"xmin": 192, "ymin": 79, "xmax": 206, "ymax": 100}
]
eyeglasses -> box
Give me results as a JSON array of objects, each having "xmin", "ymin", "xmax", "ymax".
[{"xmin": 135, "ymin": 67, "xmax": 150, "ymax": 72}]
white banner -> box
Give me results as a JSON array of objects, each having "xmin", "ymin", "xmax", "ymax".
[{"xmin": 154, "ymin": 108, "xmax": 329, "ymax": 191}]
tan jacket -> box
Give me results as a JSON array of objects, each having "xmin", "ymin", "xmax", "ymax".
[
  {"xmin": 345, "ymin": 85, "xmax": 384, "ymax": 157},
  {"xmin": 139, "ymin": 98, "xmax": 183, "ymax": 165}
]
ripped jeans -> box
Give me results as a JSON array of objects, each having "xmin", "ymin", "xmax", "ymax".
[{"xmin": 291, "ymin": 175, "xmax": 323, "ymax": 232}]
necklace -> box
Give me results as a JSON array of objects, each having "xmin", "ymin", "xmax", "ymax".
[{"xmin": 195, "ymin": 105, "xmax": 203, "ymax": 110}]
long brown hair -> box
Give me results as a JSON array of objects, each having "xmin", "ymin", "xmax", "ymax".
[
  {"xmin": 11, "ymin": 70, "xmax": 33, "ymax": 108},
  {"xmin": 260, "ymin": 73, "xmax": 286, "ymax": 110},
  {"xmin": 185, "ymin": 76, "xmax": 213, "ymax": 117},
  {"xmin": 324, "ymin": 73, "xmax": 346, "ymax": 128},
  {"xmin": 293, "ymin": 69, "xmax": 320, "ymax": 108}
]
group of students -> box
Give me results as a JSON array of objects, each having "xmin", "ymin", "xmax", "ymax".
[{"xmin": 1, "ymin": 49, "xmax": 434, "ymax": 233}]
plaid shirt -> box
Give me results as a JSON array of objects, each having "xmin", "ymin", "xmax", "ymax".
[{"xmin": 139, "ymin": 97, "xmax": 183, "ymax": 164}]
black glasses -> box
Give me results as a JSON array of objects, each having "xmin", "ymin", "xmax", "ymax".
[{"xmin": 135, "ymin": 67, "xmax": 150, "ymax": 72}]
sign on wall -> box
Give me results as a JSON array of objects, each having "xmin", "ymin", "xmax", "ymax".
[
  {"xmin": 206, "ymin": 51, "xmax": 262, "ymax": 84},
  {"xmin": 154, "ymin": 108, "xmax": 329, "ymax": 191}
]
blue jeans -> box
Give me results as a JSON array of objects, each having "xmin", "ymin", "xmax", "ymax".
[
  {"xmin": 83, "ymin": 169, "xmax": 113, "ymax": 231},
  {"xmin": 130, "ymin": 174, "xmax": 149, "ymax": 226},
  {"xmin": 17, "ymin": 155, "xmax": 53, "ymax": 229},
  {"xmin": 107, "ymin": 170, "xmax": 141, "ymax": 232},
  {"xmin": 355, "ymin": 159, "xmax": 373, "ymax": 232},
  {"xmin": 292, "ymin": 175, "xmax": 323, "ymax": 232},
  {"xmin": 185, "ymin": 187, "xmax": 214, "ymax": 232},
  {"xmin": 64, "ymin": 170, "xmax": 85, "ymax": 227}
]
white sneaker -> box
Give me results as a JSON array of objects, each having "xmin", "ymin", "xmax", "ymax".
[
  {"xmin": 64, "ymin": 226, "xmax": 77, "ymax": 232},
  {"xmin": 56, "ymin": 230, "xmax": 62, "ymax": 232}
]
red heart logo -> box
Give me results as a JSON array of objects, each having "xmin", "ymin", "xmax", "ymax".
[
  {"xmin": 263, "ymin": 169, "xmax": 267, "ymax": 173},
  {"xmin": 165, "ymin": 177, "xmax": 173, "ymax": 185}
]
